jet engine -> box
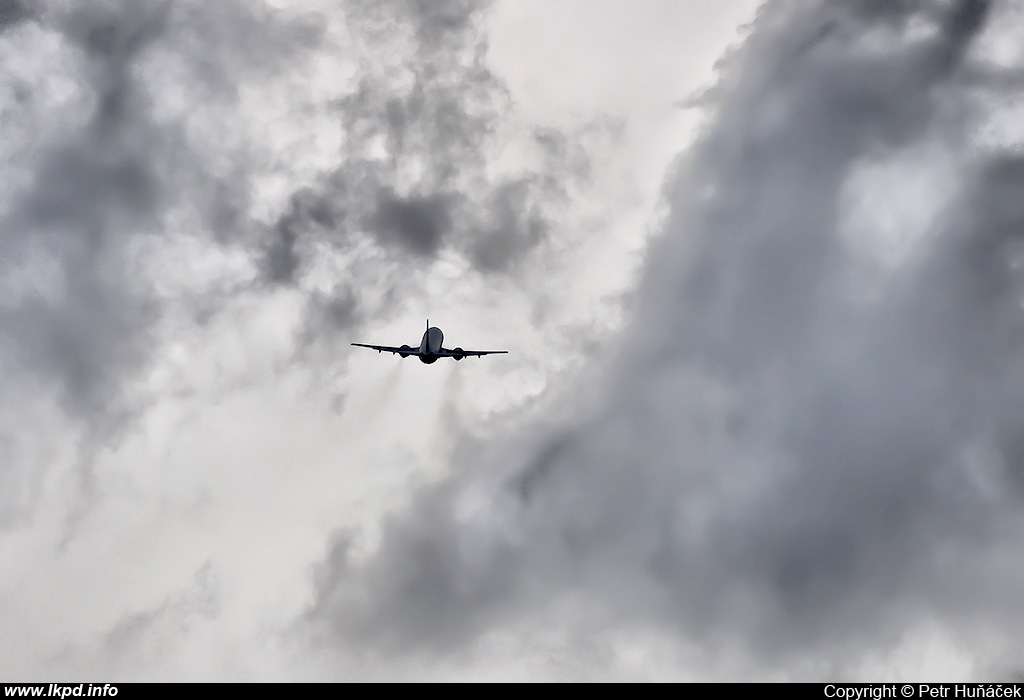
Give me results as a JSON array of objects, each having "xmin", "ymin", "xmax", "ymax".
[
  {"xmin": 399, "ymin": 344, "xmax": 412, "ymax": 358},
  {"xmin": 452, "ymin": 347, "xmax": 465, "ymax": 361}
]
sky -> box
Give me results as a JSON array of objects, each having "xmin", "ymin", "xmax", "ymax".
[{"xmin": 2, "ymin": 0, "xmax": 1024, "ymax": 682}]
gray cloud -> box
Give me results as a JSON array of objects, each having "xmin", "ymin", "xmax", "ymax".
[
  {"xmin": 0, "ymin": 0, "xmax": 318, "ymax": 423},
  {"xmin": 0, "ymin": 0, "xmax": 334, "ymax": 537},
  {"xmin": 466, "ymin": 124, "xmax": 599, "ymax": 271},
  {"xmin": 0, "ymin": 0, "xmax": 597, "ymax": 434},
  {"xmin": 0, "ymin": 0, "xmax": 632, "ymax": 681},
  {"xmin": 0, "ymin": 0, "xmax": 169, "ymax": 426},
  {"xmin": 308, "ymin": 0, "xmax": 1024, "ymax": 677},
  {"xmin": 259, "ymin": 0, "xmax": 597, "ymax": 286},
  {"xmin": 369, "ymin": 188, "xmax": 455, "ymax": 256},
  {"xmin": 0, "ymin": 0, "xmax": 30, "ymax": 30}
]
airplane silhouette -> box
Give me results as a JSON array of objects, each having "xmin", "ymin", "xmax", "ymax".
[{"xmin": 351, "ymin": 320, "xmax": 507, "ymax": 364}]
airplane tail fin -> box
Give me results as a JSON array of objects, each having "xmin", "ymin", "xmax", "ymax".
[{"xmin": 426, "ymin": 318, "xmax": 429, "ymax": 332}]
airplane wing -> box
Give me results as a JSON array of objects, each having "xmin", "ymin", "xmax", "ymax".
[
  {"xmin": 350, "ymin": 343, "xmax": 415, "ymax": 355},
  {"xmin": 435, "ymin": 348, "xmax": 508, "ymax": 358}
]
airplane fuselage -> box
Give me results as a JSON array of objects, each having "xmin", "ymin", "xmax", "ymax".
[{"xmin": 417, "ymin": 326, "xmax": 444, "ymax": 363}]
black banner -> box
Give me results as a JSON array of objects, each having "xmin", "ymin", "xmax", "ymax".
[{"xmin": 2, "ymin": 683, "xmax": 1024, "ymax": 691}]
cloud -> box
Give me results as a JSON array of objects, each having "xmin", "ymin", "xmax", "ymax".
[
  {"xmin": 0, "ymin": 0, "xmax": 630, "ymax": 679},
  {"xmin": 308, "ymin": 0, "xmax": 1024, "ymax": 677},
  {"xmin": 369, "ymin": 188, "xmax": 455, "ymax": 256},
  {"xmin": 0, "ymin": 0, "xmax": 30, "ymax": 30},
  {"xmin": 0, "ymin": 0, "xmax": 339, "ymax": 540},
  {"xmin": 0, "ymin": 0, "xmax": 326, "ymax": 424},
  {"xmin": 258, "ymin": 0, "xmax": 600, "ymax": 291},
  {"xmin": 0, "ymin": 1, "xmax": 166, "ymax": 424},
  {"xmin": 0, "ymin": 0, "xmax": 590, "ymax": 450}
]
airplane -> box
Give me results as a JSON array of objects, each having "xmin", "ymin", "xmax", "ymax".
[{"xmin": 351, "ymin": 320, "xmax": 508, "ymax": 364}]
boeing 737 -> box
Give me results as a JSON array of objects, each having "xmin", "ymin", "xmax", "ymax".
[{"xmin": 351, "ymin": 321, "xmax": 507, "ymax": 364}]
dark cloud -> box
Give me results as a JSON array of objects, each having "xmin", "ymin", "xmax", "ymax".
[
  {"xmin": 468, "ymin": 178, "xmax": 548, "ymax": 271},
  {"xmin": 0, "ymin": 0, "xmax": 596, "ymax": 436},
  {"xmin": 0, "ymin": 0, "xmax": 337, "ymax": 539},
  {"xmin": 259, "ymin": 0, "xmax": 595, "ymax": 286},
  {"xmin": 0, "ymin": 0, "xmax": 30, "ymax": 30},
  {"xmin": 368, "ymin": 188, "xmax": 455, "ymax": 256},
  {"xmin": 0, "ymin": 0, "xmax": 336, "ymax": 425},
  {"xmin": 308, "ymin": 514, "xmax": 523, "ymax": 653},
  {"xmin": 0, "ymin": 0, "xmax": 169, "ymax": 424},
  {"xmin": 309, "ymin": 0, "xmax": 1024, "ymax": 677},
  {"xmin": 262, "ymin": 188, "xmax": 339, "ymax": 284}
]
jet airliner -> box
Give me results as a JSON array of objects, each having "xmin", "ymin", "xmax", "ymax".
[{"xmin": 351, "ymin": 321, "xmax": 507, "ymax": 364}]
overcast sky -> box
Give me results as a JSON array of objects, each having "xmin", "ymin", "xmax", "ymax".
[{"xmin": 2, "ymin": 0, "xmax": 1024, "ymax": 682}]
